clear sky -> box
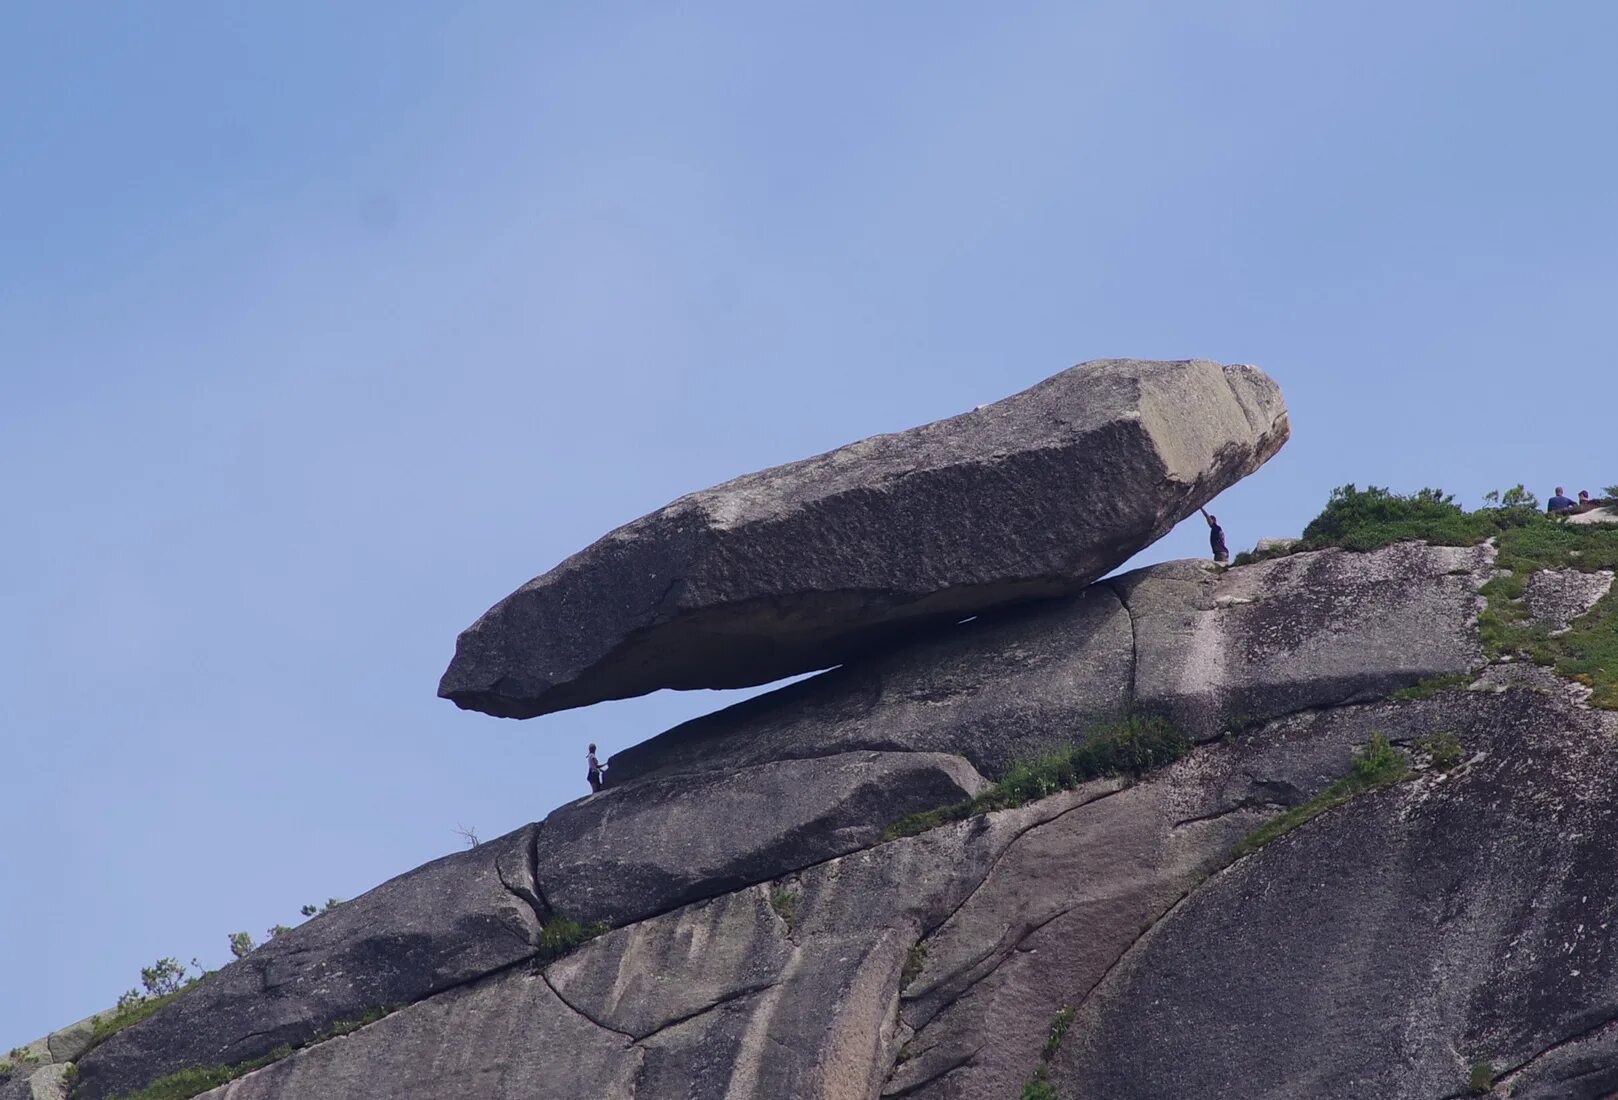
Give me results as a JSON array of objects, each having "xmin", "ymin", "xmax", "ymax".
[{"xmin": 4, "ymin": 2, "xmax": 1616, "ymax": 1045}]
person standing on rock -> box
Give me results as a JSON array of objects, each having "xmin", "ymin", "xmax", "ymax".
[
  {"xmin": 586, "ymin": 744, "xmax": 606, "ymax": 793},
  {"xmin": 1200, "ymin": 508, "xmax": 1230, "ymax": 564}
]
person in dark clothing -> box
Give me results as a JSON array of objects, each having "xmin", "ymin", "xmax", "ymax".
[
  {"xmin": 1548, "ymin": 487, "xmax": 1577, "ymax": 514},
  {"xmin": 1200, "ymin": 507, "xmax": 1229, "ymax": 563},
  {"xmin": 586, "ymin": 744, "xmax": 606, "ymax": 793}
]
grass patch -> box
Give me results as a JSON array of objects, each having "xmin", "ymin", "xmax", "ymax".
[
  {"xmin": 1389, "ymin": 674, "xmax": 1474, "ymax": 702},
  {"xmin": 1237, "ymin": 484, "xmax": 1618, "ymax": 709},
  {"xmin": 1042, "ymin": 1006, "xmax": 1076, "ymax": 1059},
  {"xmin": 883, "ymin": 714, "xmax": 1191, "ymax": 840},
  {"xmin": 107, "ymin": 1007, "xmax": 399, "ymax": 1100},
  {"xmin": 1468, "ymin": 1059, "xmax": 1497, "ymax": 1092},
  {"xmin": 1019, "ymin": 1005, "xmax": 1077, "ymax": 1100},
  {"xmin": 1232, "ymin": 734, "xmax": 1410, "ymax": 859},
  {"xmin": 536, "ymin": 915, "xmax": 608, "ymax": 960},
  {"xmin": 1413, "ymin": 731, "xmax": 1465, "ymax": 771},
  {"xmin": 87, "ymin": 982, "xmax": 202, "ymax": 1049},
  {"xmin": 769, "ymin": 888, "xmax": 800, "ymax": 932},
  {"xmin": 1020, "ymin": 1067, "xmax": 1057, "ymax": 1100},
  {"xmin": 901, "ymin": 943, "xmax": 928, "ymax": 989}
]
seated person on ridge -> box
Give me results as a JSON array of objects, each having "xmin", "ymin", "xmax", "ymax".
[{"xmin": 1547, "ymin": 487, "xmax": 1577, "ymax": 514}]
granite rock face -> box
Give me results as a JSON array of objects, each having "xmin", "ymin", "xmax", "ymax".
[
  {"xmin": 536, "ymin": 750, "xmax": 987, "ymax": 927},
  {"xmin": 439, "ymin": 359, "xmax": 1289, "ymax": 718},
  {"xmin": 1111, "ymin": 541, "xmax": 1493, "ymax": 738},
  {"xmin": 1053, "ymin": 692, "xmax": 1618, "ymax": 1100}
]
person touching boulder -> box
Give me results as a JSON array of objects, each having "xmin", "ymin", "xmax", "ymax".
[
  {"xmin": 586, "ymin": 743, "xmax": 607, "ymax": 793},
  {"xmin": 1200, "ymin": 508, "xmax": 1230, "ymax": 564}
]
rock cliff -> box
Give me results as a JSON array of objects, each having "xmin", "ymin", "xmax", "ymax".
[{"xmin": 20, "ymin": 368, "xmax": 1618, "ymax": 1100}]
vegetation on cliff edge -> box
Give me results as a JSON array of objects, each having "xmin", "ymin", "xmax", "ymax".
[
  {"xmin": 882, "ymin": 714, "xmax": 1191, "ymax": 841},
  {"xmin": 1232, "ymin": 733, "xmax": 1410, "ymax": 859},
  {"xmin": 1238, "ymin": 484, "xmax": 1618, "ymax": 708}
]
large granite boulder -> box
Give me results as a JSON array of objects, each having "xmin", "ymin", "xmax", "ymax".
[
  {"xmin": 439, "ymin": 359, "xmax": 1289, "ymax": 718},
  {"xmin": 74, "ymin": 825, "xmax": 547, "ymax": 1100}
]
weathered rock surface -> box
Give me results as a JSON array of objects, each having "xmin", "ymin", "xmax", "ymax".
[
  {"xmin": 883, "ymin": 705, "xmax": 1402, "ymax": 1099},
  {"xmin": 1111, "ymin": 541, "xmax": 1492, "ymax": 738},
  {"xmin": 1565, "ymin": 503, "xmax": 1618, "ymax": 525},
  {"xmin": 609, "ymin": 584, "xmax": 1132, "ymax": 783},
  {"xmin": 537, "ymin": 750, "xmax": 987, "ymax": 927},
  {"xmin": 439, "ymin": 359, "xmax": 1289, "ymax": 718},
  {"xmin": 172, "ymin": 703, "xmax": 1408, "ymax": 1100},
  {"xmin": 613, "ymin": 543, "xmax": 1492, "ymax": 795},
  {"xmin": 74, "ymin": 825, "xmax": 546, "ymax": 1100},
  {"xmin": 1523, "ymin": 567, "xmax": 1613, "ymax": 634},
  {"xmin": 0, "ymin": 1064, "xmax": 72, "ymax": 1100},
  {"xmin": 1053, "ymin": 691, "xmax": 1618, "ymax": 1100}
]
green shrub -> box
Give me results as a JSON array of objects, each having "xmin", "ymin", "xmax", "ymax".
[
  {"xmin": 1414, "ymin": 731, "xmax": 1465, "ymax": 771},
  {"xmin": 901, "ymin": 943, "xmax": 928, "ymax": 989},
  {"xmin": 536, "ymin": 915, "xmax": 608, "ymax": 960},
  {"xmin": 769, "ymin": 888, "xmax": 800, "ymax": 931},
  {"xmin": 140, "ymin": 958, "xmax": 190, "ymax": 997},
  {"xmin": 1043, "ymin": 1007, "xmax": 1076, "ymax": 1059},
  {"xmin": 1468, "ymin": 1060, "xmax": 1496, "ymax": 1092},
  {"xmin": 1256, "ymin": 483, "xmax": 1618, "ymax": 710},
  {"xmin": 1233, "ymin": 734, "xmax": 1409, "ymax": 859},
  {"xmin": 228, "ymin": 932, "xmax": 256, "ymax": 959},
  {"xmin": 1020, "ymin": 1067, "xmax": 1057, "ymax": 1100},
  {"xmin": 883, "ymin": 715, "xmax": 1190, "ymax": 840}
]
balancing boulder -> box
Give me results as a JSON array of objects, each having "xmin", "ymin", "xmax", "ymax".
[{"xmin": 439, "ymin": 358, "xmax": 1289, "ymax": 718}]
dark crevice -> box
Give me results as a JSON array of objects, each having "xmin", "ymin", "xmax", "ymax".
[
  {"xmin": 907, "ymin": 898, "xmax": 1089, "ymax": 1034},
  {"xmin": 1171, "ymin": 798, "xmax": 1290, "ymax": 830},
  {"xmin": 1101, "ymin": 579, "xmax": 1140, "ymax": 707},
  {"xmin": 538, "ymin": 970, "xmax": 637, "ymax": 1042},
  {"xmin": 494, "ymin": 830, "xmax": 549, "ymax": 946},
  {"xmin": 631, "ymin": 983, "xmax": 776, "ymax": 1044},
  {"xmin": 1466, "ymin": 1009, "xmax": 1618, "ymax": 1097},
  {"xmin": 881, "ymin": 1045, "xmax": 981, "ymax": 1098},
  {"xmin": 914, "ymin": 781, "xmax": 1133, "ymax": 952}
]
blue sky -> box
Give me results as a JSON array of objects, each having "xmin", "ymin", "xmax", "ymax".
[{"xmin": 3, "ymin": 2, "xmax": 1616, "ymax": 1044}]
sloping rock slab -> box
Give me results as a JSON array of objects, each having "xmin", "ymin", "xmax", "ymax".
[
  {"xmin": 1053, "ymin": 692, "xmax": 1618, "ymax": 1100},
  {"xmin": 74, "ymin": 825, "xmax": 545, "ymax": 1100},
  {"xmin": 537, "ymin": 750, "xmax": 986, "ymax": 927},
  {"xmin": 1109, "ymin": 541, "xmax": 1491, "ymax": 739},
  {"xmin": 181, "ymin": 785, "xmax": 1104, "ymax": 1100},
  {"xmin": 1523, "ymin": 567, "xmax": 1613, "ymax": 634},
  {"xmin": 441, "ymin": 359, "xmax": 1288, "ymax": 717},
  {"xmin": 189, "ymin": 969, "xmax": 639, "ymax": 1100},
  {"xmin": 883, "ymin": 706, "xmax": 1400, "ymax": 1099},
  {"xmin": 608, "ymin": 584, "xmax": 1133, "ymax": 784}
]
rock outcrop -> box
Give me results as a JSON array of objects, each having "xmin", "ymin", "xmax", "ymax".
[
  {"xmin": 40, "ymin": 359, "xmax": 1618, "ymax": 1100},
  {"xmin": 65, "ymin": 538, "xmax": 1535, "ymax": 1100},
  {"xmin": 439, "ymin": 359, "xmax": 1289, "ymax": 718},
  {"xmin": 1052, "ymin": 693, "xmax": 1618, "ymax": 1100},
  {"xmin": 73, "ymin": 825, "xmax": 545, "ymax": 1100}
]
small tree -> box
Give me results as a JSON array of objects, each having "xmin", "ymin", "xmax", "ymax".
[
  {"xmin": 140, "ymin": 958, "xmax": 190, "ymax": 997},
  {"xmin": 228, "ymin": 932, "xmax": 256, "ymax": 959}
]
